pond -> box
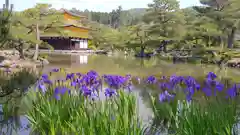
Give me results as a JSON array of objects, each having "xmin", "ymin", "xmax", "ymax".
[
  {"xmin": 1, "ymin": 53, "xmax": 240, "ymax": 134},
  {"xmin": 44, "ymin": 54, "xmax": 240, "ymax": 80}
]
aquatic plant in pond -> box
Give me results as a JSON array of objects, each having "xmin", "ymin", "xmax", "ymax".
[
  {"xmin": 26, "ymin": 70, "xmax": 144, "ymax": 135},
  {"xmin": 147, "ymin": 72, "xmax": 240, "ymax": 134}
]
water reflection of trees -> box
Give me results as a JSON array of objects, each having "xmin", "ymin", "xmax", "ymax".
[
  {"xmin": 0, "ymin": 96, "xmax": 30, "ymax": 135},
  {"xmin": 0, "ymin": 69, "xmax": 37, "ymax": 134}
]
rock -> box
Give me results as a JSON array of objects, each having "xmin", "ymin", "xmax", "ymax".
[
  {"xmin": 0, "ymin": 60, "xmax": 12, "ymax": 68},
  {"xmin": 39, "ymin": 57, "xmax": 49, "ymax": 65},
  {"xmin": 227, "ymin": 58, "xmax": 240, "ymax": 64},
  {"xmin": 227, "ymin": 58, "xmax": 240, "ymax": 68}
]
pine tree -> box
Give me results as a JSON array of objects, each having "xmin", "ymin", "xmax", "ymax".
[
  {"xmin": 0, "ymin": 0, "xmax": 13, "ymax": 47},
  {"xmin": 13, "ymin": 4, "xmax": 63, "ymax": 60},
  {"xmin": 194, "ymin": 0, "xmax": 240, "ymax": 48}
]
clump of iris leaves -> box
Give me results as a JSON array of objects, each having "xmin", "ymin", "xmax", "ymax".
[{"xmin": 21, "ymin": 68, "xmax": 240, "ymax": 135}]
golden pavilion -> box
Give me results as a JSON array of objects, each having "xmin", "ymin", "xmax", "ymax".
[{"xmin": 40, "ymin": 9, "xmax": 91, "ymax": 50}]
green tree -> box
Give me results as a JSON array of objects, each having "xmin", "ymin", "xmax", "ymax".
[
  {"xmin": 109, "ymin": 6, "xmax": 122, "ymax": 29},
  {"xmin": 0, "ymin": 0, "xmax": 13, "ymax": 46},
  {"xmin": 182, "ymin": 7, "xmax": 222, "ymax": 48},
  {"xmin": 127, "ymin": 23, "xmax": 151, "ymax": 56},
  {"xmin": 194, "ymin": 0, "xmax": 240, "ymax": 48},
  {"xmin": 1, "ymin": 12, "xmax": 52, "ymax": 59},
  {"xmin": 14, "ymin": 4, "xmax": 63, "ymax": 60},
  {"xmin": 89, "ymin": 23, "xmax": 108, "ymax": 49},
  {"xmin": 143, "ymin": 0, "xmax": 186, "ymax": 49}
]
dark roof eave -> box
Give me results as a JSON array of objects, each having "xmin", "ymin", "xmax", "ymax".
[
  {"xmin": 63, "ymin": 9, "xmax": 87, "ymax": 18},
  {"xmin": 62, "ymin": 24, "xmax": 91, "ymax": 30},
  {"xmin": 40, "ymin": 35, "xmax": 91, "ymax": 39}
]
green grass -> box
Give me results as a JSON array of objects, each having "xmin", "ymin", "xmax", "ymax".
[{"xmin": 148, "ymin": 92, "xmax": 240, "ymax": 135}]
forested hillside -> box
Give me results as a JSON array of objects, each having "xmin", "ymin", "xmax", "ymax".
[{"xmin": 70, "ymin": 7, "xmax": 146, "ymax": 27}]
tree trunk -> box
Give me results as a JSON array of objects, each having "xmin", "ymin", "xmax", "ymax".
[
  {"xmin": 33, "ymin": 23, "xmax": 40, "ymax": 61},
  {"xmin": 140, "ymin": 46, "xmax": 145, "ymax": 57},
  {"xmin": 206, "ymin": 36, "xmax": 210, "ymax": 47},
  {"xmin": 163, "ymin": 41, "xmax": 167, "ymax": 53},
  {"xmin": 227, "ymin": 27, "xmax": 236, "ymax": 48},
  {"xmin": 15, "ymin": 43, "xmax": 24, "ymax": 59},
  {"xmin": 19, "ymin": 47, "xmax": 24, "ymax": 59},
  {"xmin": 195, "ymin": 39, "xmax": 198, "ymax": 45}
]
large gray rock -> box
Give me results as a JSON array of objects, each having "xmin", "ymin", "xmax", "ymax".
[
  {"xmin": 0, "ymin": 60, "xmax": 12, "ymax": 67},
  {"xmin": 39, "ymin": 57, "xmax": 49, "ymax": 66}
]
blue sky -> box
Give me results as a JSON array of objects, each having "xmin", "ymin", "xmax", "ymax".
[{"xmin": 1, "ymin": 0, "xmax": 201, "ymax": 12}]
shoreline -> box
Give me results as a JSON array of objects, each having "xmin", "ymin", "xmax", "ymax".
[
  {"xmin": 1, "ymin": 49, "xmax": 240, "ymax": 69},
  {"xmin": 0, "ymin": 49, "xmax": 109, "ymax": 56},
  {"xmin": 0, "ymin": 50, "xmax": 39, "ymax": 70},
  {"xmin": 35, "ymin": 49, "xmax": 107, "ymax": 55}
]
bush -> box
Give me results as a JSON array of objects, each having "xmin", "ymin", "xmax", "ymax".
[{"xmin": 0, "ymin": 68, "xmax": 38, "ymax": 96}]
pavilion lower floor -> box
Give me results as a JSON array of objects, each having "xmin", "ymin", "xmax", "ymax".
[{"xmin": 40, "ymin": 37, "xmax": 89, "ymax": 50}]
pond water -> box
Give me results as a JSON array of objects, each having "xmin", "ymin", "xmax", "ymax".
[
  {"xmin": 1, "ymin": 53, "xmax": 240, "ymax": 134},
  {"xmin": 44, "ymin": 54, "xmax": 240, "ymax": 80}
]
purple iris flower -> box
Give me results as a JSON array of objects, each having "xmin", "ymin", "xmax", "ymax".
[
  {"xmin": 104, "ymin": 88, "xmax": 117, "ymax": 97},
  {"xmin": 36, "ymin": 80, "xmax": 47, "ymax": 93},
  {"xmin": 53, "ymin": 87, "xmax": 70, "ymax": 100},
  {"xmin": 66, "ymin": 73, "xmax": 74, "ymax": 80},
  {"xmin": 41, "ymin": 74, "xmax": 49, "ymax": 80},
  {"xmin": 81, "ymin": 85, "xmax": 92, "ymax": 97},
  {"xmin": 41, "ymin": 74, "xmax": 52, "ymax": 84},
  {"xmin": 159, "ymin": 91, "xmax": 175, "ymax": 102},
  {"xmin": 215, "ymin": 81, "xmax": 224, "ymax": 91},
  {"xmin": 159, "ymin": 82, "xmax": 168, "ymax": 90},
  {"xmin": 103, "ymin": 75, "xmax": 128, "ymax": 89},
  {"xmin": 54, "ymin": 87, "xmax": 70, "ymax": 95},
  {"xmin": 146, "ymin": 76, "xmax": 157, "ymax": 84},
  {"xmin": 195, "ymin": 83, "xmax": 200, "ymax": 90},
  {"xmin": 71, "ymin": 81, "xmax": 77, "ymax": 87},
  {"xmin": 185, "ymin": 86, "xmax": 195, "ymax": 102},
  {"xmin": 207, "ymin": 72, "xmax": 217, "ymax": 79},
  {"xmin": 52, "ymin": 68, "xmax": 59, "ymax": 72},
  {"xmin": 226, "ymin": 84, "xmax": 239, "ymax": 98},
  {"xmin": 43, "ymin": 79, "xmax": 52, "ymax": 85},
  {"xmin": 76, "ymin": 72, "xmax": 82, "ymax": 77},
  {"xmin": 202, "ymin": 87, "xmax": 212, "ymax": 96}
]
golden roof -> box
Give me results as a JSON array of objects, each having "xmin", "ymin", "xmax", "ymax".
[{"xmin": 60, "ymin": 9, "xmax": 87, "ymax": 18}]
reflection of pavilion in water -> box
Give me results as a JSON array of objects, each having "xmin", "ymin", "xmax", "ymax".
[{"xmin": 71, "ymin": 54, "xmax": 88, "ymax": 66}]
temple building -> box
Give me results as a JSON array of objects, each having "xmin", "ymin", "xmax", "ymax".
[{"xmin": 40, "ymin": 9, "xmax": 91, "ymax": 50}]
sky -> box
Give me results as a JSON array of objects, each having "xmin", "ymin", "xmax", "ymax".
[{"xmin": 0, "ymin": 0, "xmax": 201, "ymax": 12}]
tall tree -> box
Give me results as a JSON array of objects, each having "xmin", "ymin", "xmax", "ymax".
[
  {"xmin": 109, "ymin": 6, "xmax": 122, "ymax": 29},
  {"xmin": 115, "ymin": 6, "xmax": 122, "ymax": 28},
  {"xmin": 127, "ymin": 23, "xmax": 153, "ymax": 56},
  {"xmin": 1, "ymin": 12, "xmax": 53, "ymax": 59},
  {"xmin": 15, "ymin": 4, "xmax": 63, "ymax": 60},
  {"xmin": 0, "ymin": 0, "xmax": 13, "ymax": 46},
  {"xmin": 182, "ymin": 7, "xmax": 222, "ymax": 48},
  {"xmin": 143, "ymin": 0, "xmax": 186, "ymax": 46},
  {"xmin": 194, "ymin": 0, "xmax": 240, "ymax": 48}
]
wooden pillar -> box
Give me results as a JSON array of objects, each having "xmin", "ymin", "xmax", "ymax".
[
  {"xmin": 77, "ymin": 39, "xmax": 81, "ymax": 50},
  {"xmin": 69, "ymin": 38, "xmax": 71, "ymax": 50}
]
